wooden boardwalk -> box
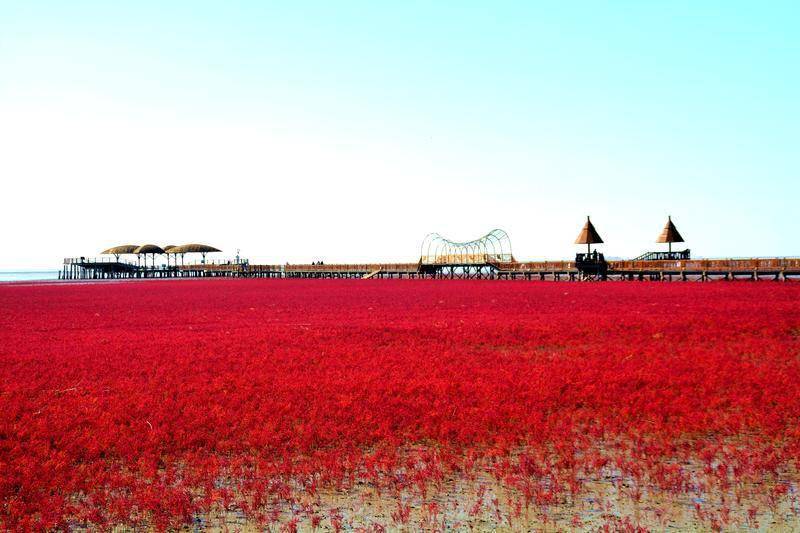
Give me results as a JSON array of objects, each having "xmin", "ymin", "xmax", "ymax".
[{"xmin": 61, "ymin": 257, "xmax": 800, "ymax": 281}]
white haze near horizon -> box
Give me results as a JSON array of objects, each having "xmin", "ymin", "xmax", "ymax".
[{"xmin": 3, "ymin": 100, "xmax": 796, "ymax": 271}]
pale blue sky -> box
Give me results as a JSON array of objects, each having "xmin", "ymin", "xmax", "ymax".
[{"xmin": 1, "ymin": 2, "xmax": 798, "ymax": 268}]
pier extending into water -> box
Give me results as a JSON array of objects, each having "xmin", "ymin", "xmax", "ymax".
[{"xmin": 61, "ymin": 256, "xmax": 800, "ymax": 281}]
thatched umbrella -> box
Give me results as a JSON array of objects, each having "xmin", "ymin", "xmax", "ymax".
[
  {"xmin": 133, "ymin": 244, "xmax": 165, "ymax": 268},
  {"xmin": 656, "ymin": 216, "xmax": 684, "ymax": 253},
  {"xmin": 574, "ymin": 216, "xmax": 604, "ymax": 254},
  {"xmin": 169, "ymin": 244, "xmax": 221, "ymax": 265},
  {"xmin": 101, "ymin": 244, "xmax": 139, "ymax": 262}
]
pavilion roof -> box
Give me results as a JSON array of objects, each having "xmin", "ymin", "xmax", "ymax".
[
  {"xmin": 656, "ymin": 216, "xmax": 685, "ymax": 243},
  {"xmin": 574, "ymin": 216, "xmax": 604, "ymax": 245},
  {"xmin": 101, "ymin": 244, "xmax": 139, "ymax": 255},
  {"xmin": 133, "ymin": 244, "xmax": 165, "ymax": 254},
  {"xmin": 169, "ymin": 244, "xmax": 221, "ymax": 254}
]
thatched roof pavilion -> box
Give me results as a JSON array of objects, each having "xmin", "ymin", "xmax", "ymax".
[
  {"xmin": 656, "ymin": 216, "xmax": 684, "ymax": 252},
  {"xmin": 133, "ymin": 244, "xmax": 165, "ymax": 255},
  {"xmin": 574, "ymin": 216, "xmax": 603, "ymax": 253},
  {"xmin": 169, "ymin": 244, "xmax": 221, "ymax": 264}
]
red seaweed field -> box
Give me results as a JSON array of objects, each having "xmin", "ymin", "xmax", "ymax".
[{"xmin": 2, "ymin": 279, "xmax": 800, "ymax": 530}]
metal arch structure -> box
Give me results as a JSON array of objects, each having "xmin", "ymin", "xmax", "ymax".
[{"xmin": 420, "ymin": 229, "xmax": 514, "ymax": 265}]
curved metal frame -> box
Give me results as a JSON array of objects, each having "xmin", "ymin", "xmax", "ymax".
[{"xmin": 420, "ymin": 229, "xmax": 513, "ymax": 265}]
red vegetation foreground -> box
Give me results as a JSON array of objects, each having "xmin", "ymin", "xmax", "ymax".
[{"xmin": 2, "ymin": 280, "xmax": 800, "ymax": 530}]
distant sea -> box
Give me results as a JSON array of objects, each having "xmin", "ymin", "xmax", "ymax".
[{"xmin": 0, "ymin": 271, "xmax": 59, "ymax": 282}]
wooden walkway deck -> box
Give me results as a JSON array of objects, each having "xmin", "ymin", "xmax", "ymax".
[{"xmin": 61, "ymin": 257, "xmax": 800, "ymax": 281}]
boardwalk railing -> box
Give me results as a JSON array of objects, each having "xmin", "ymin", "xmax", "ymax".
[
  {"xmin": 499, "ymin": 261, "xmax": 576, "ymax": 272},
  {"xmin": 64, "ymin": 257, "xmax": 139, "ymax": 266},
  {"xmin": 608, "ymin": 258, "xmax": 800, "ymax": 272},
  {"xmin": 285, "ymin": 263, "xmax": 419, "ymax": 273}
]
